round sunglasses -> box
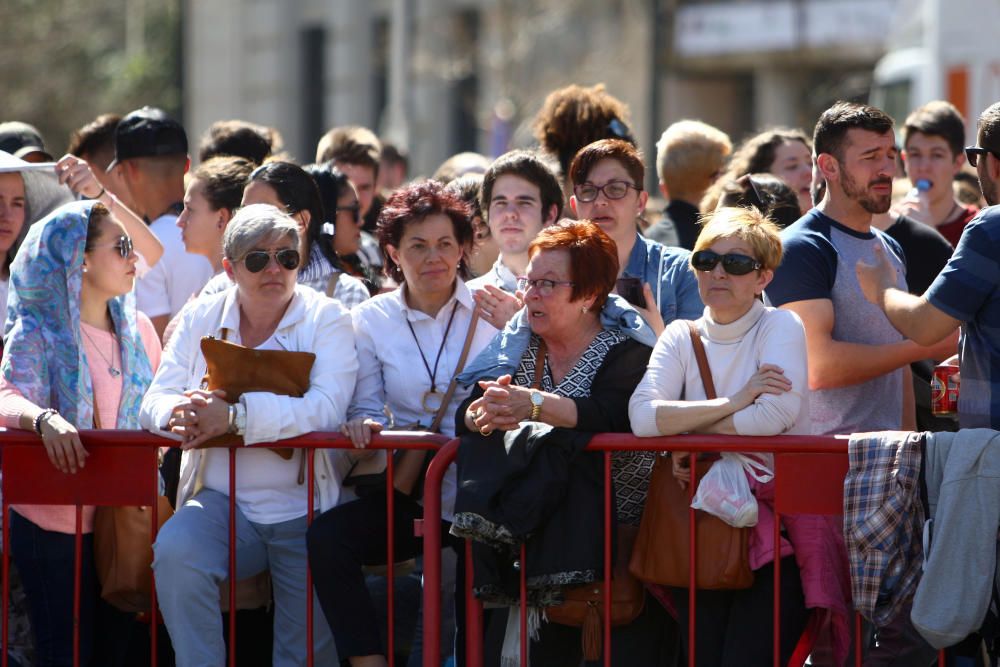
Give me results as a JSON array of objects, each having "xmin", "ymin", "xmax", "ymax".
[
  {"xmin": 241, "ymin": 248, "xmax": 300, "ymax": 273},
  {"xmin": 691, "ymin": 250, "xmax": 762, "ymax": 276}
]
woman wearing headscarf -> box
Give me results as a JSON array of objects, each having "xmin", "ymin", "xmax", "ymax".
[{"xmin": 0, "ymin": 199, "xmax": 161, "ymax": 666}]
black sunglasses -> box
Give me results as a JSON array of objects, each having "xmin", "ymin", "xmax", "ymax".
[
  {"xmin": 965, "ymin": 145, "xmax": 1000, "ymax": 168},
  {"xmin": 242, "ymin": 248, "xmax": 300, "ymax": 273},
  {"xmin": 336, "ymin": 203, "xmax": 361, "ymax": 223},
  {"xmin": 691, "ymin": 250, "xmax": 762, "ymax": 276}
]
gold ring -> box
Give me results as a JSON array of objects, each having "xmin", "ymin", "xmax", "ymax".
[{"xmin": 479, "ymin": 426, "xmax": 491, "ymax": 436}]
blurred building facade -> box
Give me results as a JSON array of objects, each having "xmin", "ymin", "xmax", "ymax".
[{"xmin": 184, "ymin": 0, "xmax": 899, "ymax": 177}]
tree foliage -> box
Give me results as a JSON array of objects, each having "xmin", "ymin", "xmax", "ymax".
[{"xmin": 0, "ymin": 0, "xmax": 181, "ymax": 155}]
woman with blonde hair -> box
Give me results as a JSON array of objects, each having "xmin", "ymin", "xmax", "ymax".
[{"xmin": 630, "ymin": 206, "xmax": 851, "ymax": 666}]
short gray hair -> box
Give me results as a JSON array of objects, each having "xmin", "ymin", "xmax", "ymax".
[{"xmin": 222, "ymin": 203, "xmax": 299, "ymax": 261}]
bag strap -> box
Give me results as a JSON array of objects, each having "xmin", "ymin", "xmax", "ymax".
[
  {"xmin": 531, "ymin": 338, "xmax": 547, "ymax": 390},
  {"xmin": 427, "ymin": 308, "xmax": 480, "ymax": 433},
  {"xmin": 686, "ymin": 321, "xmax": 716, "ymax": 400}
]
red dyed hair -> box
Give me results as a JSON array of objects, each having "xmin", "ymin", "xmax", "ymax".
[{"xmin": 528, "ymin": 219, "xmax": 618, "ymax": 308}]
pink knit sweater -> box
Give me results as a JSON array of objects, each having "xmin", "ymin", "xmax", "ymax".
[{"xmin": 0, "ymin": 313, "xmax": 161, "ymax": 534}]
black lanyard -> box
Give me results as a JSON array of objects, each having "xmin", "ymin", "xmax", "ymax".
[{"xmin": 406, "ymin": 301, "xmax": 460, "ymax": 393}]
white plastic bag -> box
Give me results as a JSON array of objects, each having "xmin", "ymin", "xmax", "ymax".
[{"xmin": 690, "ymin": 453, "xmax": 774, "ymax": 528}]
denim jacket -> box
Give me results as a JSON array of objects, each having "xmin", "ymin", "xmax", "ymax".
[
  {"xmin": 623, "ymin": 233, "xmax": 703, "ymax": 324},
  {"xmin": 457, "ymin": 294, "xmax": 657, "ymax": 386}
]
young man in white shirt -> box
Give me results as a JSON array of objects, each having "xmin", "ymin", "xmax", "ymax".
[
  {"xmin": 466, "ymin": 150, "xmax": 562, "ymax": 329},
  {"xmin": 107, "ymin": 107, "xmax": 214, "ymax": 338}
]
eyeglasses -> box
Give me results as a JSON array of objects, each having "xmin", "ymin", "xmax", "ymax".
[
  {"xmin": 965, "ymin": 145, "xmax": 1000, "ymax": 167},
  {"xmin": 336, "ymin": 203, "xmax": 361, "ymax": 223},
  {"xmin": 516, "ymin": 277, "xmax": 575, "ymax": 296},
  {"xmin": 691, "ymin": 250, "xmax": 762, "ymax": 276},
  {"xmin": 92, "ymin": 235, "xmax": 134, "ymax": 259},
  {"xmin": 573, "ymin": 180, "xmax": 641, "ymax": 203},
  {"xmin": 241, "ymin": 248, "xmax": 300, "ymax": 273}
]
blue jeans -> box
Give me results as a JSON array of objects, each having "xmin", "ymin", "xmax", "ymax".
[{"xmin": 152, "ymin": 489, "xmax": 336, "ymax": 667}]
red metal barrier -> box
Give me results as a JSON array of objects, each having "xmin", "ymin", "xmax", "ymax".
[
  {"xmin": 421, "ymin": 433, "xmax": 948, "ymax": 667},
  {"xmin": 0, "ymin": 428, "xmax": 447, "ymax": 667}
]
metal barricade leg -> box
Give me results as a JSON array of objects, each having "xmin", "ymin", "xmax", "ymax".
[
  {"xmin": 387, "ymin": 451, "xmax": 396, "ymax": 667},
  {"xmin": 687, "ymin": 460, "xmax": 699, "ymax": 667},
  {"xmin": 306, "ymin": 452, "xmax": 315, "ymax": 667},
  {"xmin": 228, "ymin": 448, "xmax": 237, "ymax": 667},
  {"xmin": 603, "ymin": 452, "xmax": 612, "ymax": 667},
  {"xmin": 3, "ymin": 503, "xmax": 8, "ymax": 667},
  {"xmin": 464, "ymin": 539, "xmax": 483, "ymax": 667}
]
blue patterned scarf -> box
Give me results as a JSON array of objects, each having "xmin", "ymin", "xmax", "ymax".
[{"xmin": 1, "ymin": 200, "xmax": 152, "ymax": 428}]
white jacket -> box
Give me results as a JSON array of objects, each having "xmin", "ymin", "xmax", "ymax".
[{"xmin": 139, "ymin": 284, "xmax": 359, "ymax": 513}]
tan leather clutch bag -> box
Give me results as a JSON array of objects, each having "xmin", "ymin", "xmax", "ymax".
[{"xmin": 199, "ymin": 335, "xmax": 316, "ymax": 459}]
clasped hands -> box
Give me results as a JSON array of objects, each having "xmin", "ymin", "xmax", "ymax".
[
  {"xmin": 467, "ymin": 374, "xmax": 534, "ymax": 436},
  {"xmin": 167, "ymin": 389, "xmax": 230, "ymax": 450}
]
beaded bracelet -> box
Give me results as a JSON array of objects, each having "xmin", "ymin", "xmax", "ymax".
[{"xmin": 33, "ymin": 408, "xmax": 58, "ymax": 435}]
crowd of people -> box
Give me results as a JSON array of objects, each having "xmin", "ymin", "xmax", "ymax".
[{"xmin": 0, "ymin": 82, "xmax": 999, "ymax": 667}]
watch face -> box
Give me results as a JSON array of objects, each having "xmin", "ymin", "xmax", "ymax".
[{"xmin": 531, "ymin": 391, "xmax": 544, "ymax": 406}]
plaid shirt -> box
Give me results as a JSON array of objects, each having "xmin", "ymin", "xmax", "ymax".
[{"xmin": 843, "ymin": 431, "xmax": 925, "ymax": 626}]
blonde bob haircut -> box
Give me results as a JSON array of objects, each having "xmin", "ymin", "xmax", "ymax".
[{"xmin": 692, "ymin": 206, "xmax": 783, "ymax": 272}]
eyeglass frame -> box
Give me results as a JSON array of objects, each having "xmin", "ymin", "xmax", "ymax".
[
  {"xmin": 90, "ymin": 235, "xmax": 134, "ymax": 259},
  {"xmin": 516, "ymin": 276, "xmax": 576, "ymax": 296},
  {"xmin": 965, "ymin": 145, "xmax": 1000, "ymax": 168},
  {"xmin": 239, "ymin": 248, "xmax": 301, "ymax": 273},
  {"xmin": 572, "ymin": 180, "xmax": 642, "ymax": 203}
]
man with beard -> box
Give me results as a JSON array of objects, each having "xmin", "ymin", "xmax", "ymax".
[
  {"xmin": 768, "ymin": 102, "xmax": 953, "ymax": 435},
  {"xmin": 767, "ymin": 101, "xmax": 955, "ymax": 666},
  {"xmin": 858, "ymin": 101, "xmax": 1000, "ymax": 431}
]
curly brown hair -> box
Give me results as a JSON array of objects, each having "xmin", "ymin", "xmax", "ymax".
[
  {"xmin": 377, "ymin": 180, "xmax": 474, "ymax": 283},
  {"xmin": 533, "ymin": 84, "xmax": 635, "ymax": 179}
]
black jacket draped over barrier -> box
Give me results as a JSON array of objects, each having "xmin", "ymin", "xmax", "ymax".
[{"xmin": 451, "ymin": 338, "xmax": 651, "ymax": 605}]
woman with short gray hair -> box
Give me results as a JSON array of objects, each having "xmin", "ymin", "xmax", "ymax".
[{"xmin": 140, "ymin": 203, "xmax": 359, "ymax": 666}]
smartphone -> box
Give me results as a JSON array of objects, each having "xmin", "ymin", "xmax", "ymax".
[{"xmin": 615, "ymin": 276, "xmax": 647, "ymax": 309}]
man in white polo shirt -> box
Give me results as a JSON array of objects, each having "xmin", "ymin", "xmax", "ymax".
[
  {"xmin": 467, "ymin": 150, "xmax": 562, "ymax": 329},
  {"xmin": 108, "ymin": 107, "xmax": 213, "ymax": 338}
]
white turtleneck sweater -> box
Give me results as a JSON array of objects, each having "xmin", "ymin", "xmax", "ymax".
[{"xmin": 629, "ymin": 299, "xmax": 810, "ymax": 437}]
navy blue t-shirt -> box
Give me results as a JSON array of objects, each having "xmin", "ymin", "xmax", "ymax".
[
  {"xmin": 926, "ymin": 206, "xmax": 1000, "ymax": 429},
  {"xmin": 765, "ymin": 209, "xmax": 909, "ymax": 435}
]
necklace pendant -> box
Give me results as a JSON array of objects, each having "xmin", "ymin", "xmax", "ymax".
[
  {"xmin": 422, "ymin": 390, "xmax": 445, "ymax": 414},
  {"xmin": 109, "ymin": 367, "xmax": 122, "ymax": 378}
]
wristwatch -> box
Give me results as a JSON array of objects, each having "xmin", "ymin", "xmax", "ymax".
[{"xmin": 529, "ymin": 390, "xmax": 544, "ymax": 421}]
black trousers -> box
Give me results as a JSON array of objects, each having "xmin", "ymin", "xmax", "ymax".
[
  {"xmin": 307, "ymin": 491, "xmax": 463, "ymax": 661},
  {"xmin": 673, "ymin": 555, "xmax": 809, "ymax": 667}
]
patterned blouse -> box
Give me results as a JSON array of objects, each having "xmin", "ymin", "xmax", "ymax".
[{"xmin": 513, "ymin": 330, "xmax": 655, "ymax": 526}]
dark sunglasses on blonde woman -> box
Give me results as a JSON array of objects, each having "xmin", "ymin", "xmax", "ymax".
[
  {"xmin": 691, "ymin": 250, "xmax": 762, "ymax": 276},
  {"xmin": 242, "ymin": 249, "xmax": 300, "ymax": 273}
]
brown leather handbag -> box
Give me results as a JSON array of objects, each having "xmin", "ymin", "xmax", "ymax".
[
  {"xmin": 94, "ymin": 497, "xmax": 174, "ymax": 612},
  {"xmin": 628, "ymin": 322, "xmax": 754, "ymax": 590},
  {"xmin": 90, "ymin": 401, "xmax": 175, "ymax": 612},
  {"xmin": 546, "ymin": 525, "xmax": 646, "ymax": 661},
  {"xmin": 199, "ymin": 333, "xmax": 316, "ymax": 461}
]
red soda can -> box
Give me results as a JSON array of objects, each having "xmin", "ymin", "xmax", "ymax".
[{"xmin": 931, "ymin": 362, "xmax": 960, "ymax": 416}]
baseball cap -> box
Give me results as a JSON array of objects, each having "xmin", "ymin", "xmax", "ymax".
[
  {"xmin": 0, "ymin": 122, "xmax": 53, "ymax": 161},
  {"xmin": 107, "ymin": 106, "xmax": 188, "ymax": 171}
]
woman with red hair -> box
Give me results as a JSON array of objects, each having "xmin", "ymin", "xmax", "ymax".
[{"xmin": 454, "ymin": 219, "xmax": 667, "ymax": 665}]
